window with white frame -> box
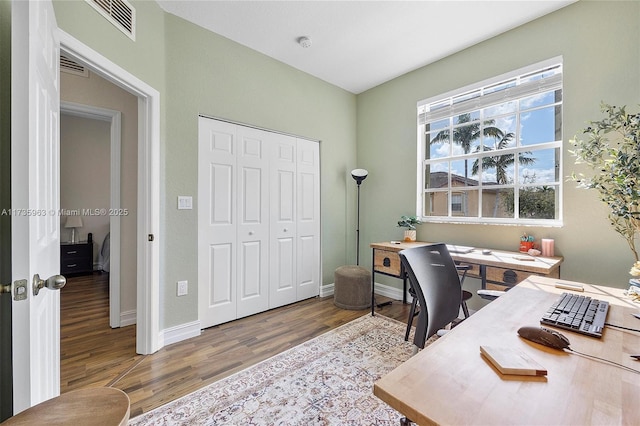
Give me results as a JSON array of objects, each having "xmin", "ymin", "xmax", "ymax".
[{"xmin": 417, "ymin": 58, "xmax": 563, "ymax": 225}]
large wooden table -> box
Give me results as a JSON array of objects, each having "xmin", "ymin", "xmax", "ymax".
[
  {"xmin": 374, "ymin": 275, "xmax": 640, "ymax": 425},
  {"xmin": 370, "ymin": 241, "xmax": 563, "ymax": 314}
]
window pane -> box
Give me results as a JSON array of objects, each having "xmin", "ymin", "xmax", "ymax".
[
  {"xmin": 518, "ymin": 148, "xmax": 559, "ymax": 184},
  {"xmin": 484, "ymin": 101, "xmax": 517, "ymax": 117},
  {"xmin": 453, "ymin": 190, "xmax": 478, "ymax": 217},
  {"xmin": 520, "ymin": 106, "xmax": 558, "ymax": 145},
  {"xmin": 426, "ymin": 162, "xmax": 449, "ymax": 189},
  {"xmin": 451, "ymin": 159, "xmax": 476, "ymax": 187},
  {"xmin": 519, "ymin": 186, "xmax": 557, "ymax": 219},
  {"xmin": 454, "ymin": 110, "xmax": 479, "ymax": 124},
  {"xmin": 478, "ymin": 156, "xmax": 515, "ymax": 185},
  {"xmin": 483, "ymin": 116, "xmax": 516, "ymax": 150},
  {"xmin": 427, "ymin": 132, "xmax": 450, "ymax": 159},
  {"xmin": 453, "ymin": 122, "xmax": 482, "ymax": 154},
  {"xmin": 520, "ymin": 89, "xmax": 561, "ymax": 109},
  {"xmin": 482, "ymin": 188, "xmax": 513, "ymax": 218},
  {"xmin": 427, "ymin": 118, "xmax": 449, "ymax": 133},
  {"xmin": 426, "ymin": 191, "xmax": 448, "ymax": 216}
]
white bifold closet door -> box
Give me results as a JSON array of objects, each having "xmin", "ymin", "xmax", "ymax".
[{"xmin": 198, "ymin": 117, "xmax": 320, "ymax": 329}]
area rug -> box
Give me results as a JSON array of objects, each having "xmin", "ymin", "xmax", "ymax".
[{"xmin": 128, "ymin": 314, "xmax": 431, "ymax": 425}]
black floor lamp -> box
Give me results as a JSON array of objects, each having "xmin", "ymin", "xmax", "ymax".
[{"xmin": 351, "ymin": 168, "xmax": 368, "ymax": 265}]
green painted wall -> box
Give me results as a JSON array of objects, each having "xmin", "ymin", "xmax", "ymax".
[
  {"xmin": 52, "ymin": 0, "xmax": 357, "ymax": 329},
  {"xmin": 356, "ymin": 0, "xmax": 640, "ymax": 292}
]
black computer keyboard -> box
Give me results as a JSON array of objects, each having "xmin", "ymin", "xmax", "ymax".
[{"xmin": 540, "ymin": 292, "xmax": 609, "ymax": 338}]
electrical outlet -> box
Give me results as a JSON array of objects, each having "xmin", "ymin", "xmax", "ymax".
[{"xmin": 177, "ymin": 280, "xmax": 188, "ymax": 296}]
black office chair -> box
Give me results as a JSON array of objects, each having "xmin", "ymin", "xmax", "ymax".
[
  {"xmin": 404, "ymin": 259, "xmax": 471, "ymax": 342},
  {"xmin": 398, "ymin": 244, "xmax": 463, "ymax": 350}
]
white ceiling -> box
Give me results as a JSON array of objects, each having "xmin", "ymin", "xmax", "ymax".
[{"xmin": 156, "ymin": 1, "xmax": 576, "ymax": 94}]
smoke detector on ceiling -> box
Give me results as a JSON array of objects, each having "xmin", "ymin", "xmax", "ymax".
[{"xmin": 298, "ymin": 36, "xmax": 312, "ymax": 49}]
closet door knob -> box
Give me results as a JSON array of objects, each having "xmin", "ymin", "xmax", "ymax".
[{"xmin": 248, "ymin": 231, "xmax": 254, "ymax": 235}]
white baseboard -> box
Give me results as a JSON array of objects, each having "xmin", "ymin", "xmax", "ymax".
[
  {"xmin": 120, "ymin": 310, "xmax": 136, "ymax": 327},
  {"xmin": 162, "ymin": 320, "xmax": 201, "ymax": 346},
  {"xmin": 320, "ymin": 283, "xmax": 334, "ymax": 297}
]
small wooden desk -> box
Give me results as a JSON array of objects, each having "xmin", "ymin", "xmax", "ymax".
[
  {"xmin": 370, "ymin": 241, "xmax": 563, "ymax": 315},
  {"xmin": 373, "ymin": 276, "xmax": 640, "ymax": 425}
]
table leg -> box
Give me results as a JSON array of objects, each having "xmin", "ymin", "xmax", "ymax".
[{"xmin": 371, "ymin": 250, "xmax": 375, "ymax": 316}]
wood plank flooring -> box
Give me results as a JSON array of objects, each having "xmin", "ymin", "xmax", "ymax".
[{"xmin": 60, "ymin": 273, "xmax": 411, "ymax": 418}]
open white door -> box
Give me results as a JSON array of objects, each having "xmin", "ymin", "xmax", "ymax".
[{"xmin": 11, "ymin": 0, "xmax": 63, "ymax": 414}]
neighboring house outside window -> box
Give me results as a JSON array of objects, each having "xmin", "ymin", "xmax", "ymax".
[{"xmin": 417, "ymin": 58, "xmax": 563, "ymax": 226}]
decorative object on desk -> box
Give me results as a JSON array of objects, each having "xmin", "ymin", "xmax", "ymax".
[
  {"xmin": 128, "ymin": 314, "xmax": 428, "ymax": 426},
  {"xmin": 64, "ymin": 215, "xmax": 83, "ymax": 244},
  {"xmin": 480, "ymin": 345, "xmax": 547, "ymax": 376},
  {"xmin": 528, "ymin": 248, "xmax": 541, "ymax": 256},
  {"xmin": 397, "ymin": 215, "xmax": 421, "ymax": 242},
  {"xmin": 351, "ymin": 168, "xmax": 368, "ymax": 265},
  {"xmin": 570, "ymin": 103, "xmax": 640, "ymax": 264},
  {"xmin": 627, "ymin": 268, "xmax": 640, "ymax": 302},
  {"xmin": 541, "ymin": 238, "xmax": 554, "ymax": 257},
  {"xmin": 519, "ymin": 232, "xmax": 534, "ymax": 252}
]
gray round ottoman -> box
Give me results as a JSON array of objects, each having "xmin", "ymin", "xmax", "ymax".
[{"xmin": 334, "ymin": 265, "xmax": 371, "ymax": 310}]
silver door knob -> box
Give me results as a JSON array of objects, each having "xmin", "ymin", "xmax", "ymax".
[
  {"xmin": 249, "ymin": 231, "xmax": 254, "ymax": 235},
  {"xmin": 33, "ymin": 274, "xmax": 66, "ymax": 296}
]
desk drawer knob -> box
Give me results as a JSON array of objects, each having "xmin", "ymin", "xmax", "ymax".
[
  {"xmin": 503, "ymin": 270, "xmax": 518, "ymax": 284},
  {"xmin": 383, "ymin": 257, "xmax": 391, "ymax": 267}
]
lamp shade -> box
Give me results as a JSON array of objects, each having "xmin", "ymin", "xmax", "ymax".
[
  {"xmin": 64, "ymin": 216, "xmax": 83, "ymax": 228},
  {"xmin": 351, "ymin": 168, "xmax": 368, "ymax": 185}
]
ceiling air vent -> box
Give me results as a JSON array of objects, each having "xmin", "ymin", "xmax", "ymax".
[
  {"xmin": 86, "ymin": 0, "xmax": 136, "ymax": 41},
  {"xmin": 60, "ymin": 55, "xmax": 89, "ymax": 77}
]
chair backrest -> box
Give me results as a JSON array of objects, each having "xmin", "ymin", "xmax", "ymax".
[{"xmin": 399, "ymin": 243, "xmax": 462, "ymax": 348}]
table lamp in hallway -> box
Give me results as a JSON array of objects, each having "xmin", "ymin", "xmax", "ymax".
[{"xmin": 65, "ymin": 215, "xmax": 83, "ymax": 243}]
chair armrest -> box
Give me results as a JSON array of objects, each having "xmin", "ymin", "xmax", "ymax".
[{"xmin": 477, "ymin": 289, "xmax": 506, "ymax": 300}]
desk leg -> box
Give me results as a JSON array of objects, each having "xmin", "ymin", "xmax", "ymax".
[
  {"xmin": 480, "ymin": 264, "xmax": 487, "ymax": 289},
  {"xmin": 371, "ymin": 250, "xmax": 375, "ymax": 316}
]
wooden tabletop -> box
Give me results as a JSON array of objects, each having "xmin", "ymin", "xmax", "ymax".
[
  {"xmin": 2, "ymin": 387, "xmax": 130, "ymax": 426},
  {"xmin": 374, "ymin": 275, "xmax": 640, "ymax": 425},
  {"xmin": 370, "ymin": 241, "xmax": 563, "ymax": 275}
]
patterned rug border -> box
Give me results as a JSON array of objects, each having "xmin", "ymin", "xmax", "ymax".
[{"xmin": 129, "ymin": 313, "xmax": 415, "ymax": 425}]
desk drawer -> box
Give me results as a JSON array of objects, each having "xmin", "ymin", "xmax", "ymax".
[
  {"xmin": 457, "ymin": 262, "xmax": 481, "ymax": 279},
  {"xmin": 373, "ymin": 249, "xmax": 402, "ymax": 277}
]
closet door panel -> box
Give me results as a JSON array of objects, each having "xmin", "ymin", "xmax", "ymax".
[
  {"xmin": 296, "ymin": 139, "xmax": 320, "ymax": 300},
  {"xmin": 207, "ymin": 243, "xmax": 236, "ymax": 322},
  {"xmin": 269, "ymin": 135, "xmax": 297, "ymax": 308},
  {"xmin": 236, "ymin": 127, "xmax": 269, "ymax": 318},
  {"xmin": 198, "ymin": 118, "xmax": 237, "ymax": 328}
]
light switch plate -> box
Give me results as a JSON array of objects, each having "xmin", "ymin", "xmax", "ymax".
[
  {"xmin": 177, "ymin": 280, "xmax": 188, "ymax": 296},
  {"xmin": 177, "ymin": 196, "xmax": 192, "ymax": 210}
]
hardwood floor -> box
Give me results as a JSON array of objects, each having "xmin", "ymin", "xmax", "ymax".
[{"xmin": 60, "ymin": 273, "xmax": 411, "ymax": 418}]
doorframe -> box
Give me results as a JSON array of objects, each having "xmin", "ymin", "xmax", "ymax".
[
  {"xmin": 60, "ymin": 101, "xmax": 123, "ymax": 328},
  {"xmin": 57, "ymin": 30, "xmax": 161, "ymax": 354}
]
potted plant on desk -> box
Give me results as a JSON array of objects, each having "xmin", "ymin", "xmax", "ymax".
[{"xmin": 397, "ymin": 215, "xmax": 421, "ymax": 242}]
